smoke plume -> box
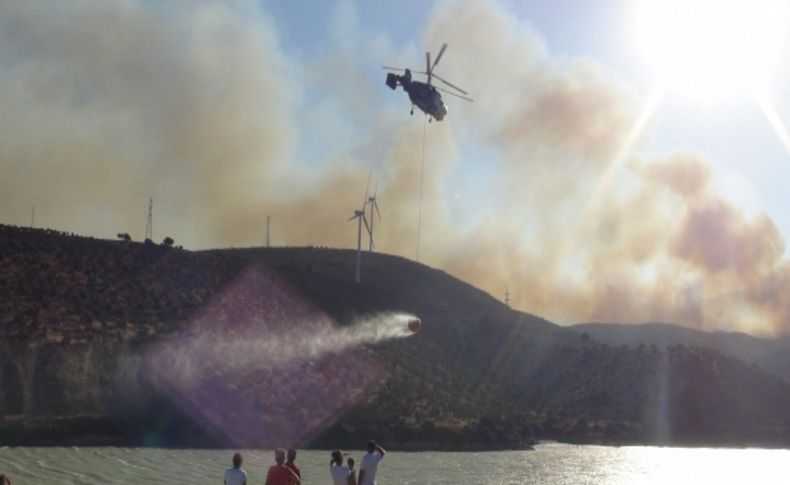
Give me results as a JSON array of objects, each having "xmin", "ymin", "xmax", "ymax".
[{"xmin": 2, "ymin": 0, "xmax": 790, "ymax": 334}]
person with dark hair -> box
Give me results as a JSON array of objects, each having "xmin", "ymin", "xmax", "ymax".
[
  {"xmin": 266, "ymin": 448, "xmax": 300, "ymax": 485},
  {"xmin": 329, "ymin": 450, "xmax": 351, "ymax": 485},
  {"xmin": 285, "ymin": 448, "xmax": 301, "ymax": 481},
  {"xmin": 0, "ymin": 474, "xmax": 10, "ymax": 485},
  {"xmin": 357, "ymin": 440, "xmax": 386, "ymax": 485},
  {"xmin": 224, "ymin": 452, "xmax": 247, "ymax": 485},
  {"xmin": 347, "ymin": 457, "xmax": 358, "ymax": 485}
]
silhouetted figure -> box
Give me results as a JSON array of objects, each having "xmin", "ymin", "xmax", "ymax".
[
  {"xmin": 285, "ymin": 448, "xmax": 301, "ymax": 481},
  {"xmin": 266, "ymin": 448, "xmax": 299, "ymax": 485},
  {"xmin": 330, "ymin": 450, "xmax": 351, "ymax": 485},
  {"xmin": 358, "ymin": 440, "xmax": 386, "ymax": 485},
  {"xmin": 224, "ymin": 452, "xmax": 247, "ymax": 485},
  {"xmin": 347, "ymin": 457, "xmax": 358, "ymax": 485},
  {"xmin": 0, "ymin": 474, "xmax": 10, "ymax": 485}
]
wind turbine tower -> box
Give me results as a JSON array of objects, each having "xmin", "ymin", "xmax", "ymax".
[
  {"xmin": 348, "ymin": 208, "xmax": 370, "ymax": 283},
  {"xmin": 350, "ymin": 176, "xmax": 373, "ymax": 283}
]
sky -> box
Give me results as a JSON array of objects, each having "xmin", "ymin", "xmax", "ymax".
[{"xmin": 2, "ymin": 0, "xmax": 790, "ymax": 335}]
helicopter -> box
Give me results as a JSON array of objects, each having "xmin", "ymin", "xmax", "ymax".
[{"xmin": 383, "ymin": 43, "xmax": 472, "ymax": 122}]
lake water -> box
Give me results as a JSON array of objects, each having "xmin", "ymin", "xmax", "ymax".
[{"xmin": 1, "ymin": 442, "xmax": 788, "ymax": 484}]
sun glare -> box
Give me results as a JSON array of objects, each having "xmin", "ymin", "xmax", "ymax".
[{"xmin": 632, "ymin": 0, "xmax": 789, "ymax": 98}]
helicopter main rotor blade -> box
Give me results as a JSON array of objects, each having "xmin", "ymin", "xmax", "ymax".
[
  {"xmin": 426, "ymin": 52, "xmax": 431, "ymax": 84},
  {"xmin": 436, "ymin": 86, "xmax": 473, "ymax": 102},
  {"xmin": 382, "ymin": 66, "xmax": 406, "ymax": 71},
  {"xmin": 431, "ymin": 43, "xmax": 447, "ymax": 72},
  {"xmin": 432, "ymin": 73, "xmax": 469, "ymax": 95}
]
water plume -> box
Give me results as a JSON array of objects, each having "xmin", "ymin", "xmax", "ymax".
[
  {"xmin": 141, "ymin": 267, "xmax": 417, "ymax": 447},
  {"xmin": 154, "ymin": 312, "xmax": 418, "ymax": 390}
]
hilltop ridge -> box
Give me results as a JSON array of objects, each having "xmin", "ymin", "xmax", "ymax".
[
  {"xmin": 574, "ymin": 322, "xmax": 790, "ymax": 381},
  {"xmin": 2, "ymin": 224, "xmax": 790, "ymax": 449}
]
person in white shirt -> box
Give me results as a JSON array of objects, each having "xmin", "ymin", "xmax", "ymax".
[
  {"xmin": 224, "ymin": 452, "xmax": 247, "ymax": 485},
  {"xmin": 357, "ymin": 440, "xmax": 385, "ymax": 485},
  {"xmin": 330, "ymin": 450, "xmax": 352, "ymax": 485}
]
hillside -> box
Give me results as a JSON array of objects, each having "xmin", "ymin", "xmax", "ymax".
[
  {"xmin": 2, "ymin": 224, "xmax": 790, "ymax": 449},
  {"xmin": 573, "ymin": 322, "xmax": 790, "ymax": 381}
]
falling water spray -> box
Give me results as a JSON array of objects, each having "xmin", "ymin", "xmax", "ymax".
[{"xmin": 154, "ymin": 312, "xmax": 420, "ymax": 389}]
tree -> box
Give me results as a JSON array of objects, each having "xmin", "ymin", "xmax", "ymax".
[
  {"xmin": 117, "ymin": 233, "xmax": 132, "ymax": 242},
  {"xmin": 162, "ymin": 237, "xmax": 174, "ymax": 247}
]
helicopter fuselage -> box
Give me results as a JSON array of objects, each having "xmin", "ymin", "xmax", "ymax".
[
  {"xmin": 384, "ymin": 44, "xmax": 470, "ymax": 122},
  {"xmin": 386, "ymin": 69, "xmax": 448, "ymax": 121},
  {"xmin": 404, "ymin": 80, "xmax": 448, "ymax": 121}
]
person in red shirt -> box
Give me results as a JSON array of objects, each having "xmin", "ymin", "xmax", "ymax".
[
  {"xmin": 285, "ymin": 449, "xmax": 301, "ymax": 481},
  {"xmin": 265, "ymin": 449, "xmax": 300, "ymax": 485}
]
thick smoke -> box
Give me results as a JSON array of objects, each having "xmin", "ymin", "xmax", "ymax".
[
  {"xmin": 2, "ymin": 0, "xmax": 790, "ymax": 334},
  {"xmin": 0, "ymin": 0, "xmax": 298, "ymax": 245}
]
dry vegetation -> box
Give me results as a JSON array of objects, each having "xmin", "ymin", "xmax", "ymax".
[{"xmin": 2, "ymin": 224, "xmax": 790, "ymax": 449}]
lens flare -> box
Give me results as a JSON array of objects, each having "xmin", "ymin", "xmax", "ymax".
[{"xmin": 632, "ymin": 0, "xmax": 789, "ymax": 97}]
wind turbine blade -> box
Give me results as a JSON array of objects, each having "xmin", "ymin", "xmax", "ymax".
[
  {"xmin": 362, "ymin": 213, "xmax": 371, "ymax": 236},
  {"xmin": 363, "ymin": 171, "xmax": 371, "ymax": 208},
  {"xmin": 348, "ymin": 214, "xmax": 358, "ymax": 222},
  {"xmin": 431, "ymin": 43, "xmax": 447, "ymax": 71},
  {"xmin": 374, "ymin": 200, "xmax": 381, "ymax": 220},
  {"xmin": 382, "ymin": 66, "xmax": 406, "ymax": 71}
]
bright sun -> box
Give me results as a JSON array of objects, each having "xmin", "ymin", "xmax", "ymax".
[{"xmin": 632, "ymin": 0, "xmax": 789, "ymax": 97}]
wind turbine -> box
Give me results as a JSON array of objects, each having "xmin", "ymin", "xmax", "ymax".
[
  {"xmin": 349, "ymin": 176, "xmax": 372, "ymax": 283},
  {"xmin": 365, "ymin": 178, "xmax": 381, "ymax": 252}
]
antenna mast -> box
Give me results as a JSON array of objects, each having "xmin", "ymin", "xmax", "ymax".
[
  {"xmin": 145, "ymin": 197, "xmax": 153, "ymax": 241},
  {"xmin": 266, "ymin": 215, "xmax": 271, "ymax": 248}
]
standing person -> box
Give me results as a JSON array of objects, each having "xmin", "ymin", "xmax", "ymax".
[
  {"xmin": 266, "ymin": 448, "xmax": 300, "ymax": 485},
  {"xmin": 357, "ymin": 440, "xmax": 386, "ymax": 485},
  {"xmin": 224, "ymin": 452, "xmax": 247, "ymax": 485},
  {"xmin": 285, "ymin": 448, "xmax": 301, "ymax": 481},
  {"xmin": 347, "ymin": 457, "xmax": 358, "ymax": 485},
  {"xmin": 329, "ymin": 450, "xmax": 351, "ymax": 485}
]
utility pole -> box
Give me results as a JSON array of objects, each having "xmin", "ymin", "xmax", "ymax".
[
  {"xmin": 505, "ymin": 288, "xmax": 510, "ymax": 307},
  {"xmin": 266, "ymin": 215, "xmax": 271, "ymax": 248},
  {"xmin": 30, "ymin": 205, "xmax": 35, "ymax": 228},
  {"xmin": 145, "ymin": 197, "xmax": 153, "ymax": 241}
]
